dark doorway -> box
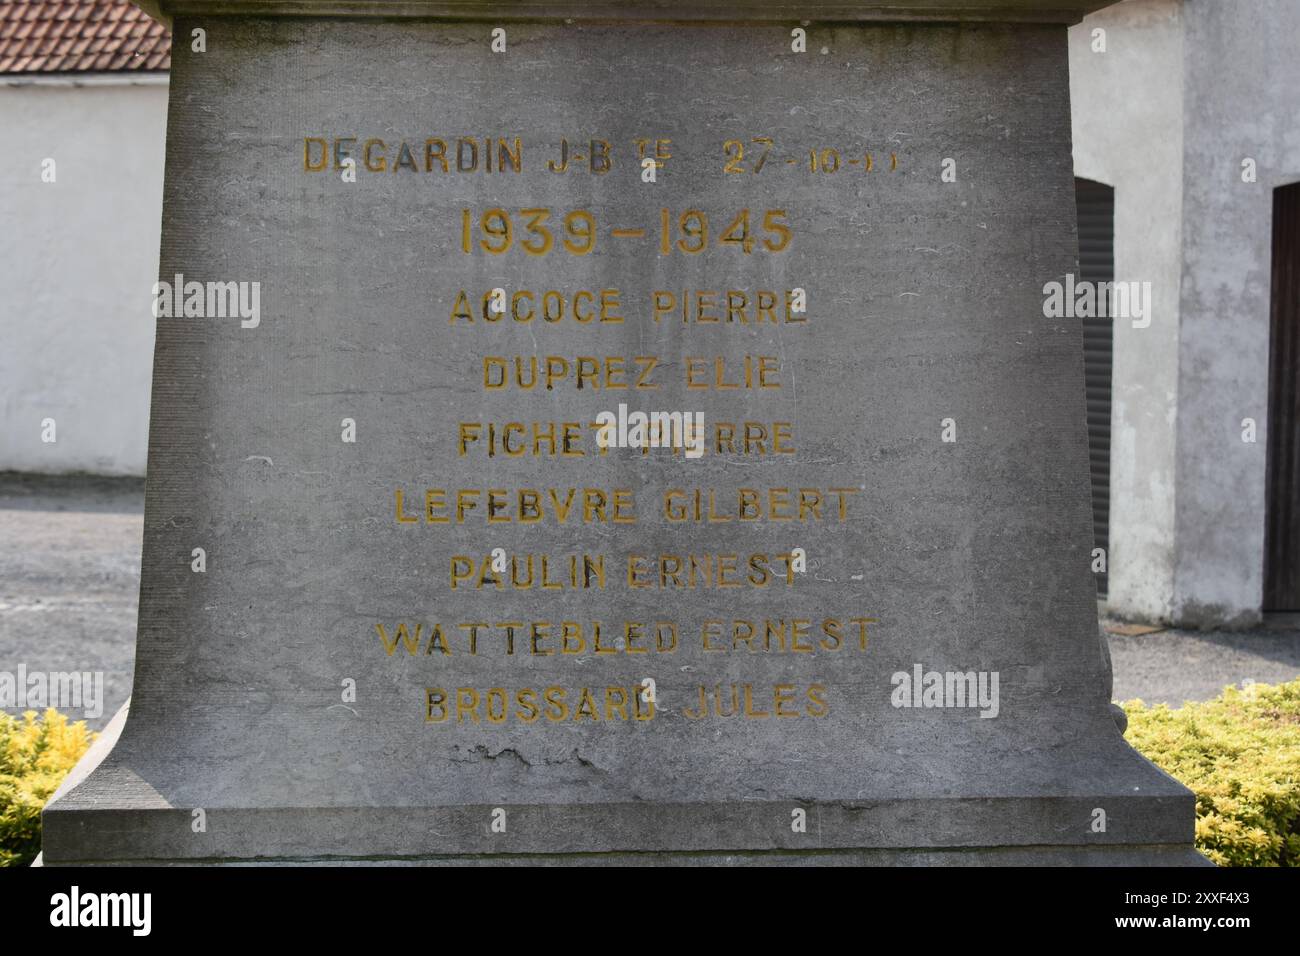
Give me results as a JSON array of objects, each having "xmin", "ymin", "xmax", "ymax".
[
  {"xmin": 1265, "ymin": 182, "xmax": 1300, "ymax": 611},
  {"xmin": 1076, "ymin": 178, "xmax": 1115, "ymax": 597}
]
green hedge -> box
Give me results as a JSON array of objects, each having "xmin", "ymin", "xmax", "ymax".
[
  {"xmin": 1124, "ymin": 678, "xmax": 1300, "ymax": 867},
  {"xmin": 0, "ymin": 709, "xmax": 95, "ymax": 867}
]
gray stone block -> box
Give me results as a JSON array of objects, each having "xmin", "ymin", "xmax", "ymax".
[{"xmin": 44, "ymin": 3, "xmax": 1200, "ymax": 865}]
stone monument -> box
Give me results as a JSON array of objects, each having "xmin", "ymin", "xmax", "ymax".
[{"xmin": 43, "ymin": 0, "xmax": 1203, "ymax": 864}]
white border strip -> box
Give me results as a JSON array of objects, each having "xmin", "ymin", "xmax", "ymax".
[{"xmin": 2, "ymin": 72, "xmax": 168, "ymax": 88}]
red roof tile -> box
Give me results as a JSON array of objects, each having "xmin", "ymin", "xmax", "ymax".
[{"xmin": 0, "ymin": 0, "xmax": 169, "ymax": 74}]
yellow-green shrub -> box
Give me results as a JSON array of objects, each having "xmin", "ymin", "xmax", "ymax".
[
  {"xmin": 1124, "ymin": 678, "xmax": 1300, "ymax": 867},
  {"xmin": 0, "ymin": 709, "xmax": 95, "ymax": 867}
]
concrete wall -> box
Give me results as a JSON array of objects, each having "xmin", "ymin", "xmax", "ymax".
[
  {"xmin": 1171, "ymin": 0, "xmax": 1300, "ymax": 626},
  {"xmin": 1069, "ymin": 0, "xmax": 1185, "ymax": 621},
  {"xmin": 0, "ymin": 77, "xmax": 166, "ymax": 477},
  {"xmin": 1071, "ymin": 0, "xmax": 1300, "ymax": 626}
]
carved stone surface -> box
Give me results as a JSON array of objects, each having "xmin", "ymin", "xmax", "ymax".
[{"xmin": 43, "ymin": 7, "xmax": 1201, "ymax": 865}]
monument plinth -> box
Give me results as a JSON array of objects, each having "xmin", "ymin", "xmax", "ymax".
[{"xmin": 44, "ymin": 0, "xmax": 1203, "ymax": 864}]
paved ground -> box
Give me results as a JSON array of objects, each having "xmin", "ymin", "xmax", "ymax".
[
  {"xmin": 1, "ymin": 474, "xmax": 143, "ymax": 730},
  {"xmin": 2, "ymin": 474, "xmax": 1299, "ymax": 730},
  {"xmin": 1109, "ymin": 624, "xmax": 1300, "ymax": 705}
]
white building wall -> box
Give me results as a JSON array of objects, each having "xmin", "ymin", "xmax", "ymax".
[
  {"xmin": 0, "ymin": 77, "xmax": 167, "ymax": 477},
  {"xmin": 1069, "ymin": 0, "xmax": 1185, "ymax": 622},
  {"xmin": 1170, "ymin": 0, "xmax": 1300, "ymax": 626},
  {"xmin": 1072, "ymin": 0, "xmax": 1300, "ymax": 626}
]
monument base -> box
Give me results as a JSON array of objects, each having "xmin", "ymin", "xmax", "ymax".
[
  {"xmin": 43, "ymin": 705, "xmax": 1208, "ymax": 866},
  {"xmin": 43, "ymin": 848, "xmax": 1211, "ymax": 867}
]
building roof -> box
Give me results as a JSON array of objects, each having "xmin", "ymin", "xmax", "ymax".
[{"xmin": 0, "ymin": 0, "xmax": 169, "ymax": 74}]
